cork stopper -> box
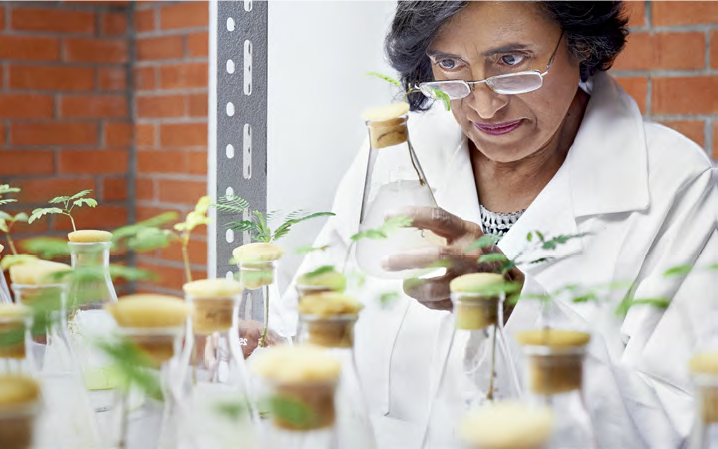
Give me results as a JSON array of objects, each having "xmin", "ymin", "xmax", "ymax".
[
  {"xmin": 0, "ymin": 304, "xmax": 30, "ymax": 360},
  {"xmin": 233, "ymin": 243, "xmax": 285, "ymax": 263},
  {"xmin": 516, "ymin": 329, "xmax": 590, "ymax": 395},
  {"xmin": 690, "ymin": 352, "xmax": 718, "ymax": 423},
  {"xmin": 450, "ymin": 273, "xmax": 505, "ymax": 330},
  {"xmin": 690, "ymin": 351, "xmax": 718, "ymax": 376},
  {"xmin": 9, "ymin": 260, "xmax": 71, "ymax": 285},
  {"xmin": 297, "ymin": 268, "xmax": 346, "ymax": 294},
  {"xmin": 0, "ymin": 375, "xmax": 40, "ymax": 449},
  {"xmin": 183, "ymin": 278, "xmax": 243, "ymax": 297},
  {"xmin": 460, "ymin": 402, "xmax": 554, "ymax": 449},
  {"xmin": 0, "ymin": 375, "xmax": 39, "ymax": 406},
  {"xmin": 251, "ymin": 345, "xmax": 341, "ymax": 431},
  {"xmin": 363, "ymin": 102, "xmax": 410, "ymax": 150},
  {"xmin": 109, "ymin": 294, "xmax": 191, "ymax": 328},
  {"xmin": 298, "ymin": 293, "xmax": 362, "ymax": 348},
  {"xmin": 68, "ymin": 230, "xmax": 113, "ymax": 243}
]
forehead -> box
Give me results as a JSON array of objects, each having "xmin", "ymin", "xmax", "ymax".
[{"xmin": 430, "ymin": 1, "xmax": 558, "ymax": 54}]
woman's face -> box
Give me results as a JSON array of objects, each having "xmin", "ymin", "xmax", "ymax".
[{"xmin": 427, "ymin": 1, "xmax": 581, "ymax": 164}]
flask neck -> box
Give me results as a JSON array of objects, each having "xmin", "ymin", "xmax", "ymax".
[
  {"xmin": 297, "ymin": 314, "xmax": 357, "ymax": 350},
  {"xmin": 238, "ymin": 260, "xmax": 278, "ymax": 291},
  {"xmin": 69, "ymin": 242, "xmax": 111, "ymax": 269},
  {"xmin": 689, "ymin": 377, "xmax": 718, "ymax": 448}
]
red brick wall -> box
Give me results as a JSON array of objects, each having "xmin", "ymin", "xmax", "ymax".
[
  {"xmin": 614, "ymin": 1, "xmax": 718, "ymax": 159},
  {"xmin": 0, "ymin": 1, "xmax": 132, "ymax": 241},
  {"xmin": 133, "ymin": 1, "xmax": 209, "ymax": 294}
]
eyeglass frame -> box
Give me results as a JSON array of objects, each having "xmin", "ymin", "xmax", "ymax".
[{"xmin": 419, "ymin": 31, "xmax": 565, "ymax": 99}]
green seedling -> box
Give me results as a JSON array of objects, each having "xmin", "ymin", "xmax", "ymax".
[
  {"xmin": 29, "ymin": 189, "xmax": 97, "ymax": 232},
  {"xmin": 365, "ymin": 72, "xmax": 452, "ymax": 111}
]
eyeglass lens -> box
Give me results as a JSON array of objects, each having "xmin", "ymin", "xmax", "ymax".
[{"xmin": 423, "ymin": 72, "xmax": 544, "ymax": 99}]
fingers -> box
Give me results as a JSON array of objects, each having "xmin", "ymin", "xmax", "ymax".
[
  {"xmin": 387, "ymin": 206, "xmax": 482, "ymax": 241},
  {"xmin": 403, "ymin": 275, "xmax": 453, "ymax": 311},
  {"xmin": 382, "ymin": 245, "xmax": 467, "ymax": 272}
]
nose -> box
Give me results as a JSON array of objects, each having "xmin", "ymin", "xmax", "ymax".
[{"xmin": 465, "ymin": 83, "xmax": 509, "ymax": 120}]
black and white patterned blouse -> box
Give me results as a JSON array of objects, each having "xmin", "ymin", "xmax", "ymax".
[{"xmin": 479, "ymin": 203, "xmax": 525, "ymax": 237}]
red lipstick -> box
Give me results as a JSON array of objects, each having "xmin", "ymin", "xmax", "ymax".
[{"xmin": 474, "ymin": 120, "xmax": 522, "ymax": 136}]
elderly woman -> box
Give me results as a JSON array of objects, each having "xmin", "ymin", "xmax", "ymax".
[{"xmin": 282, "ymin": 2, "xmax": 717, "ymax": 448}]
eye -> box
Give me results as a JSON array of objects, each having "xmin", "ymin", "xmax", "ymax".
[
  {"xmin": 435, "ymin": 58, "xmax": 462, "ymax": 71},
  {"xmin": 499, "ymin": 54, "xmax": 527, "ymax": 66}
]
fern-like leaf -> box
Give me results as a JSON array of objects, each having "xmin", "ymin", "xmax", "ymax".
[
  {"xmin": 29, "ymin": 207, "xmax": 64, "ymax": 224},
  {"xmin": 0, "ymin": 199, "xmax": 17, "ymax": 206},
  {"xmin": 48, "ymin": 196, "xmax": 71, "ymax": 204},
  {"xmin": 0, "ymin": 211, "xmax": 11, "ymax": 221},
  {"xmin": 70, "ymin": 190, "xmax": 93, "ymax": 200},
  {"xmin": 73, "ymin": 198, "xmax": 98, "ymax": 208},
  {"xmin": 465, "ymin": 234, "xmax": 501, "ymax": 252},
  {"xmin": 213, "ymin": 195, "xmax": 250, "ymax": 214},
  {"xmin": 12, "ymin": 212, "xmax": 28, "ymax": 223},
  {"xmin": 227, "ymin": 220, "xmax": 257, "ymax": 233},
  {"xmin": 0, "ymin": 185, "xmax": 20, "ymax": 195},
  {"xmin": 365, "ymin": 72, "xmax": 402, "ymax": 88},
  {"xmin": 22, "ymin": 237, "xmax": 70, "ymax": 258},
  {"xmin": 273, "ymin": 212, "xmax": 335, "ymax": 242}
]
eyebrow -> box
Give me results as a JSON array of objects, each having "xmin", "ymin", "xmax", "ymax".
[{"xmin": 427, "ymin": 43, "xmax": 532, "ymax": 59}]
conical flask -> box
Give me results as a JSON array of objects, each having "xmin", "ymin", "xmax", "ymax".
[
  {"xmin": 355, "ymin": 102, "xmax": 445, "ymax": 279},
  {"xmin": 250, "ymin": 344, "xmax": 345, "ymax": 449},
  {"xmin": 104, "ymin": 294, "xmax": 193, "ymax": 449},
  {"xmin": 183, "ymin": 278, "xmax": 259, "ymax": 449},
  {"xmin": 66, "ymin": 230, "xmax": 120, "ymax": 412},
  {"xmin": 0, "ymin": 375, "xmax": 42, "ymax": 449},
  {"xmin": 9, "ymin": 260, "xmax": 100, "ymax": 449},
  {"xmin": 0, "ymin": 244, "xmax": 12, "ymax": 304},
  {"xmin": 0, "ymin": 303, "xmax": 35, "ymax": 376},
  {"xmin": 423, "ymin": 273, "xmax": 521, "ymax": 448},
  {"xmin": 233, "ymin": 243, "xmax": 291, "ymax": 356},
  {"xmin": 459, "ymin": 401, "xmax": 554, "ymax": 449},
  {"xmin": 295, "ymin": 292, "xmax": 376, "ymax": 449},
  {"xmin": 515, "ymin": 326, "xmax": 597, "ymax": 449}
]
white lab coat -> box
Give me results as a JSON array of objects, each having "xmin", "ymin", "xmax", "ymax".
[{"xmin": 280, "ymin": 72, "xmax": 718, "ymax": 449}]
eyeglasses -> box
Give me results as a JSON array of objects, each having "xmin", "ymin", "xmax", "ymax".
[{"xmin": 419, "ymin": 32, "xmax": 564, "ymax": 100}]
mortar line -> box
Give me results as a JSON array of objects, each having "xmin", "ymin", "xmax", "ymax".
[{"xmin": 126, "ymin": 2, "xmax": 138, "ymax": 292}]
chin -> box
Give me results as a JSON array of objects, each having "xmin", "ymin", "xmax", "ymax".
[{"xmin": 467, "ymin": 132, "xmax": 532, "ymax": 164}]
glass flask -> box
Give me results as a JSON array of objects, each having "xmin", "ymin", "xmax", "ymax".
[
  {"xmin": 459, "ymin": 401, "xmax": 554, "ymax": 449},
  {"xmin": 11, "ymin": 266, "xmax": 101, "ymax": 449},
  {"xmin": 0, "ymin": 303, "xmax": 34, "ymax": 376},
  {"xmin": 687, "ymin": 351, "xmax": 718, "ymax": 448},
  {"xmin": 515, "ymin": 328, "xmax": 597, "ymax": 449},
  {"xmin": 104, "ymin": 294, "xmax": 193, "ymax": 449},
  {"xmin": 249, "ymin": 344, "xmax": 345, "ymax": 449},
  {"xmin": 0, "ymin": 245, "xmax": 12, "ymax": 304},
  {"xmin": 66, "ymin": 230, "xmax": 120, "ymax": 414},
  {"xmin": 234, "ymin": 242, "xmax": 291, "ymax": 356},
  {"xmin": 355, "ymin": 102, "xmax": 445, "ymax": 279},
  {"xmin": 295, "ymin": 292, "xmax": 376, "ymax": 449},
  {"xmin": 423, "ymin": 273, "xmax": 521, "ymax": 448},
  {"xmin": 183, "ymin": 278, "xmax": 259, "ymax": 449},
  {"xmin": 0, "ymin": 375, "xmax": 42, "ymax": 449}
]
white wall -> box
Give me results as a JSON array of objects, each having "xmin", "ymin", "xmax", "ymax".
[{"xmin": 267, "ymin": 1, "xmax": 398, "ymax": 290}]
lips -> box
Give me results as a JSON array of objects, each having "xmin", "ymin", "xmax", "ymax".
[{"xmin": 473, "ymin": 120, "xmax": 522, "ymax": 136}]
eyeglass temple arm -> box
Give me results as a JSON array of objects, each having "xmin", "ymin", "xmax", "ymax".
[{"xmin": 544, "ymin": 30, "xmax": 565, "ymax": 74}]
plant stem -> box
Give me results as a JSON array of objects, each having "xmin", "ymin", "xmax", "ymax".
[
  {"xmin": 5, "ymin": 231, "xmax": 17, "ymax": 255},
  {"xmin": 181, "ymin": 241, "xmax": 192, "ymax": 283},
  {"xmin": 486, "ymin": 324, "xmax": 498, "ymax": 402},
  {"xmin": 407, "ymin": 143, "xmax": 425, "ymax": 186},
  {"xmin": 258, "ymin": 284, "xmax": 269, "ymax": 347},
  {"xmin": 68, "ymin": 214, "xmax": 77, "ymax": 232}
]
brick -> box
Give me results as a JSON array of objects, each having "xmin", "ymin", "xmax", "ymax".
[
  {"xmin": 11, "ymin": 122, "xmax": 98, "ymax": 146},
  {"xmin": 625, "ymin": 1, "xmax": 645, "ymax": 28},
  {"xmin": 711, "ymin": 31, "xmax": 718, "ymax": 70},
  {"xmin": 135, "ymin": 178, "xmax": 154, "ymax": 201},
  {"xmin": 713, "ymin": 123, "xmax": 718, "ymax": 161},
  {"xmin": 12, "ymin": 219, "xmax": 49, "ymax": 235},
  {"xmin": 159, "ymin": 236, "xmax": 207, "ymax": 265},
  {"xmin": 11, "ymin": 7, "xmax": 95, "ymax": 34},
  {"xmin": 104, "ymin": 121, "xmax": 133, "ymax": 148},
  {"xmin": 138, "ymin": 149, "xmax": 187, "ymax": 174},
  {"xmin": 615, "ymin": 77, "xmax": 647, "ymax": 114},
  {"xmin": 657, "ymin": 120, "xmax": 705, "ymax": 148},
  {"xmin": 102, "ymin": 177, "xmax": 127, "ymax": 202},
  {"xmin": 0, "ymin": 6, "xmax": 4, "ymax": 31},
  {"xmin": 53, "ymin": 205, "xmax": 128, "ymax": 231},
  {"xmin": 134, "ymin": 8, "xmax": 155, "ymax": 33},
  {"xmin": 613, "ymin": 32, "xmax": 705, "ymax": 71},
  {"xmin": 0, "ymin": 36, "xmax": 59, "ymax": 61},
  {"xmin": 0, "ymin": 124, "xmax": 4, "ymax": 147},
  {"xmin": 159, "ymin": 123, "xmax": 207, "ymax": 147},
  {"xmin": 12, "ymin": 178, "xmax": 95, "ymax": 204},
  {"xmin": 160, "ymin": 63, "xmax": 208, "ymax": 89},
  {"xmin": 0, "ymin": 94, "xmax": 54, "ymax": 119},
  {"xmin": 160, "ymin": 2, "xmax": 209, "ymax": 30},
  {"xmin": 134, "ymin": 67, "xmax": 156, "ymax": 91},
  {"xmin": 101, "ymin": 11, "xmax": 127, "ymax": 35},
  {"xmin": 136, "ymin": 123, "xmax": 156, "ymax": 147},
  {"xmin": 135, "ymin": 259, "xmax": 205, "ymax": 291},
  {"xmin": 60, "ymin": 94, "xmax": 128, "ymax": 119},
  {"xmin": 9, "ymin": 65, "xmax": 94, "ymax": 91},
  {"xmin": 157, "ymin": 179, "xmax": 207, "ymax": 205},
  {"xmin": 186, "ymin": 32, "xmax": 208, "ymax": 57},
  {"xmin": 0, "ymin": 151, "xmax": 54, "ymax": 176},
  {"xmin": 64, "ymin": 38, "xmax": 129, "ymax": 64},
  {"xmin": 653, "ymin": 1, "xmax": 718, "ymax": 26},
  {"xmin": 188, "ymin": 93, "xmax": 208, "ymax": 117},
  {"xmin": 63, "ymin": 1, "xmax": 130, "ymax": 5},
  {"xmin": 58, "ymin": 149, "xmax": 129, "ymax": 175},
  {"xmin": 653, "ymin": 76, "xmax": 718, "ymax": 115},
  {"xmin": 137, "ymin": 35, "xmax": 183, "ymax": 61},
  {"xmin": 136, "ymin": 95, "xmax": 186, "ymax": 118},
  {"xmin": 188, "ymin": 150, "xmax": 207, "ymax": 175},
  {"xmin": 98, "ymin": 67, "xmax": 127, "ymax": 91}
]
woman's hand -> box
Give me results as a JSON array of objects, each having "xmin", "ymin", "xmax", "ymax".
[
  {"xmin": 237, "ymin": 319, "xmax": 283, "ymax": 358},
  {"xmin": 382, "ymin": 207, "xmax": 524, "ymax": 311}
]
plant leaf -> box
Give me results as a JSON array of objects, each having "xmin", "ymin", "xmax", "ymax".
[
  {"xmin": 539, "ymin": 233, "xmax": 589, "ymax": 250},
  {"xmin": 12, "ymin": 212, "xmax": 28, "ymax": 223},
  {"xmin": 365, "ymin": 72, "xmax": 402, "ymax": 88},
  {"xmin": 0, "ymin": 255, "xmax": 38, "ymax": 271},
  {"xmin": 465, "ymin": 234, "xmax": 501, "ymax": 252},
  {"xmin": 302, "ymin": 265, "xmax": 335, "ymax": 279},
  {"xmin": 294, "ymin": 245, "xmax": 330, "ymax": 255},
  {"xmin": 227, "ymin": 220, "xmax": 257, "ymax": 233},
  {"xmin": 0, "ymin": 219, "xmax": 7, "ymax": 233},
  {"xmin": 22, "ymin": 237, "xmax": 70, "ymax": 258},
  {"xmin": 29, "ymin": 207, "xmax": 64, "ymax": 224},
  {"xmin": 70, "ymin": 189, "xmax": 93, "ymax": 200},
  {"xmin": 526, "ymin": 232, "xmax": 533, "ymax": 242},
  {"xmin": 350, "ymin": 215, "xmax": 413, "ymax": 242},
  {"xmin": 379, "ymin": 291, "xmax": 401, "ymax": 308},
  {"xmin": 112, "ymin": 212, "xmax": 179, "ymax": 243},
  {"xmin": 430, "ymin": 88, "xmax": 451, "ymax": 111},
  {"xmin": 663, "ymin": 264, "xmax": 694, "ymax": 277},
  {"xmin": 72, "ymin": 198, "xmax": 98, "ymax": 208},
  {"xmin": 272, "ymin": 211, "xmax": 335, "ymax": 242},
  {"xmin": 0, "ymin": 199, "xmax": 17, "ymax": 206},
  {"xmin": 0, "ymin": 211, "xmax": 11, "ymax": 221},
  {"xmin": 48, "ymin": 196, "xmax": 71, "ymax": 204},
  {"xmin": 0, "ymin": 185, "xmax": 20, "ymax": 195},
  {"xmin": 477, "ymin": 253, "xmax": 509, "ymax": 264}
]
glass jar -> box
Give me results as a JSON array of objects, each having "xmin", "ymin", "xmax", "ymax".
[
  {"xmin": 0, "ymin": 303, "xmax": 34, "ymax": 376},
  {"xmin": 12, "ymin": 281, "xmax": 100, "ymax": 449},
  {"xmin": 459, "ymin": 401, "xmax": 554, "ymax": 449},
  {"xmin": 355, "ymin": 103, "xmax": 445, "ymax": 279},
  {"xmin": 0, "ymin": 375, "xmax": 41, "ymax": 449},
  {"xmin": 423, "ymin": 273, "xmax": 521, "ymax": 448},
  {"xmin": 515, "ymin": 329, "xmax": 597, "ymax": 449},
  {"xmin": 183, "ymin": 278, "xmax": 259, "ymax": 449},
  {"xmin": 687, "ymin": 351, "xmax": 718, "ymax": 448}
]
